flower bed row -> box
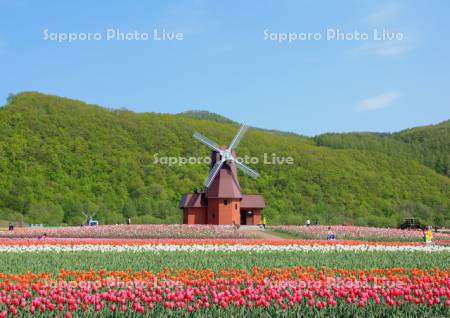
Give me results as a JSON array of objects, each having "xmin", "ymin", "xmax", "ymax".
[
  {"xmin": 0, "ymin": 242, "xmax": 449, "ymax": 253},
  {"xmin": 0, "ymin": 238, "xmax": 442, "ymax": 246},
  {"xmin": 0, "ymin": 267, "xmax": 448, "ymax": 317},
  {"xmin": 0, "ymin": 224, "xmax": 253, "ymax": 239},
  {"xmin": 271, "ymin": 225, "xmax": 450, "ymax": 242}
]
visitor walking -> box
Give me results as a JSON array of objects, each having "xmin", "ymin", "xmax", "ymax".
[
  {"xmin": 8, "ymin": 223, "xmax": 14, "ymax": 231},
  {"xmin": 261, "ymin": 216, "xmax": 266, "ymax": 230}
]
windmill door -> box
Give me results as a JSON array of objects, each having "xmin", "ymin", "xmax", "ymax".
[{"xmin": 240, "ymin": 211, "xmax": 247, "ymax": 225}]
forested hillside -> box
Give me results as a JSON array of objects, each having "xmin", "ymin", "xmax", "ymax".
[
  {"xmin": 0, "ymin": 92, "xmax": 449, "ymax": 227},
  {"xmin": 315, "ymin": 121, "xmax": 450, "ymax": 177},
  {"xmin": 178, "ymin": 110, "xmax": 235, "ymax": 124}
]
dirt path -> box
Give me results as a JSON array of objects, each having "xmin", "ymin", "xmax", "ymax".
[{"xmin": 247, "ymin": 229, "xmax": 285, "ymax": 240}]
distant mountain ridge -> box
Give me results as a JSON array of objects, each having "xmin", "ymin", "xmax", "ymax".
[
  {"xmin": 177, "ymin": 110, "xmax": 236, "ymax": 124},
  {"xmin": 315, "ymin": 120, "xmax": 450, "ymax": 177},
  {"xmin": 0, "ymin": 92, "xmax": 448, "ymax": 227}
]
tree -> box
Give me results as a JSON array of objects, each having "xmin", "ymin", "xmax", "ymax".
[{"xmin": 6, "ymin": 93, "xmax": 15, "ymax": 104}]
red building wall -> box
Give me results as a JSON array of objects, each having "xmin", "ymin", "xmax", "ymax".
[
  {"xmin": 183, "ymin": 207, "xmax": 207, "ymax": 224},
  {"xmin": 240, "ymin": 209, "xmax": 261, "ymax": 225},
  {"xmin": 252, "ymin": 209, "xmax": 261, "ymax": 224},
  {"xmin": 183, "ymin": 202, "xmax": 262, "ymax": 225},
  {"xmin": 207, "ymin": 198, "xmax": 240, "ymax": 225}
]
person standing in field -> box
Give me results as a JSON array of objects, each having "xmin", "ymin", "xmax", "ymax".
[
  {"xmin": 327, "ymin": 227, "xmax": 336, "ymax": 240},
  {"xmin": 425, "ymin": 226, "xmax": 433, "ymax": 244},
  {"xmin": 261, "ymin": 216, "xmax": 266, "ymax": 230}
]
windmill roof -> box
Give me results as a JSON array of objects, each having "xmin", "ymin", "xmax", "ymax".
[
  {"xmin": 179, "ymin": 193, "xmax": 265, "ymax": 209},
  {"xmin": 241, "ymin": 194, "xmax": 266, "ymax": 209},
  {"xmin": 179, "ymin": 193, "xmax": 207, "ymax": 208},
  {"xmin": 205, "ymin": 162, "xmax": 242, "ymax": 199}
]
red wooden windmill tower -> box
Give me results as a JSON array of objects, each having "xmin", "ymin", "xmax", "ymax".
[{"xmin": 180, "ymin": 125, "xmax": 265, "ymax": 225}]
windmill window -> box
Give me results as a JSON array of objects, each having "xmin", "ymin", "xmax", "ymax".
[
  {"xmin": 235, "ymin": 204, "xmax": 238, "ymax": 210},
  {"xmin": 224, "ymin": 199, "xmax": 228, "ymax": 205}
]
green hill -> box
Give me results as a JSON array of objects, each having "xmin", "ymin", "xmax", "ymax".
[
  {"xmin": 177, "ymin": 110, "xmax": 236, "ymax": 124},
  {"xmin": 0, "ymin": 92, "xmax": 449, "ymax": 227},
  {"xmin": 315, "ymin": 121, "xmax": 450, "ymax": 177}
]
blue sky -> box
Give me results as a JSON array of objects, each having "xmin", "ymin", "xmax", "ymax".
[{"xmin": 0, "ymin": 0, "xmax": 449, "ymax": 135}]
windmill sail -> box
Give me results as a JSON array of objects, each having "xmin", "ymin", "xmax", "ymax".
[
  {"xmin": 235, "ymin": 160, "xmax": 259, "ymax": 179},
  {"xmin": 193, "ymin": 124, "xmax": 259, "ymax": 189},
  {"xmin": 193, "ymin": 132, "xmax": 223, "ymax": 153},
  {"xmin": 204, "ymin": 159, "xmax": 225, "ymax": 188},
  {"xmin": 229, "ymin": 125, "xmax": 248, "ymax": 150}
]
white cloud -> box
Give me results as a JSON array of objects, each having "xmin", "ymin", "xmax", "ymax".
[
  {"xmin": 357, "ymin": 4, "xmax": 413, "ymax": 57},
  {"xmin": 357, "ymin": 92, "xmax": 401, "ymax": 111},
  {"xmin": 158, "ymin": 1, "xmax": 220, "ymax": 35},
  {"xmin": 365, "ymin": 5, "xmax": 399, "ymax": 26},
  {"xmin": 357, "ymin": 41, "xmax": 410, "ymax": 57}
]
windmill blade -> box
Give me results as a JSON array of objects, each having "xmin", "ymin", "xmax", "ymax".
[
  {"xmin": 204, "ymin": 159, "xmax": 225, "ymax": 188},
  {"xmin": 81, "ymin": 211, "xmax": 88, "ymax": 218},
  {"xmin": 228, "ymin": 125, "xmax": 248, "ymax": 150},
  {"xmin": 193, "ymin": 132, "xmax": 223, "ymax": 153},
  {"xmin": 235, "ymin": 160, "xmax": 260, "ymax": 179}
]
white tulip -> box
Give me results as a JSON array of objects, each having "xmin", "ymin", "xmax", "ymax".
[{"xmin": 0, "ymin": 244, "xmax": 448, "ymax": 253}]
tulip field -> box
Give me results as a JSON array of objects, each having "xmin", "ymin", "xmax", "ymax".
[
  {"xmin": 0, "ymin": 266, "xmax": 449, "ymax": 317},
  {"xmin": 271, "ymin": 225, "xmax": 450, "ymax": 242},
  {"xmin": 0, "ymin": 226, "xmax": 449, "ymax": 317},
  {"xmin": 0, "ymin": 224, "xmax": 253, "ymax": 239}
]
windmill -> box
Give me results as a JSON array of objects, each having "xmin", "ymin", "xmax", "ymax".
[
  {"xmin": 180, "ymin": 124, "xmax": 265, "ymax": 225},
  {"xmin": 193, "ymin": 124, "xmax": 259, "ymax": 189},
  {"xmin": 81, "ymin": 211, "xmax": 98, "ymax": 226}
]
